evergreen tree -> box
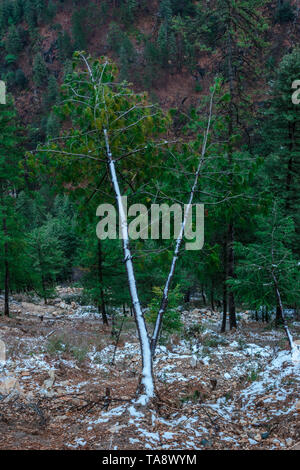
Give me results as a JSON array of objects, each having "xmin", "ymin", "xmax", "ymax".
[
  {"xmin": 27, "ymin": 218, "xmax": 66, "ymax": 303},
  {"xmin": 275, "ymin": 1, "xmax": 295, "ymax": 23},
  {"xmin": 159, "ymin": 0, "xmax": 172, "ymax": 23},
  {"xmin": 0, "ymin": 96, "xmax": 24, "ymax": 316},
  {"xmin": 33, "ymin": 0, "xmax": 46, "ymax": 24},
  {"xmin": 72, "ymin": 8, "xmax": 88, "ymax": 50},
  {"xmin": 44, "ymin": 74, "xmax": 59, "ymax": 108},
  {"xmin": 119, "ymin": 35, "xmax": 136, "ymax": 81},
  {"xmin": 24, "ymin": 0, "xmax": 37, "ymax": 30},
  {"xmin": 120, "ymin": 0, "xmax": 138, "ymax": 25},
  {"xmin": 15, "ymin": 69, "xmax": 27, "ymax": 88},
  {"xmin": 5, "ymin": 25, "xmax": 22, "ymax": 55},
  {"xmin": 231, "ymin": 205, "xmax": 300, "ymax": 326},
  {"xmin": 33, "ymin": 52, "xmax": 48, "ymax": 86},
  {"xmin": 107, "ymin": 22, "xmax": 125, "ymax": 54},
  {"xmin": 200, "ymin": 0, "xmax": 268, "ymax": 330},
  {"xmin": 46, "ymin": 112, "xmax": 60, "ymax": 138},
  {"xmin": 259, "ymin": 49, "xmax": 300, "ymax": 255},
  {"xmin": 12, "ymin": 0, "xmax": 23, "ymax": 25},
  {"xmin": 57, "ymin": 30, "xmax": 73, "ymax": 61}
]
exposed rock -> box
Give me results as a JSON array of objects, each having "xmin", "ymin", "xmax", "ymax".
[
  {"xmin": 0, "ymin": 375, "xmax": 21, "ymax": 395},
  {"xmin": 43, "ymin": 370, "xmax": 56, "ymax": 390},
  {"xmin": 191, "ymin": 308, "xmax": 200, "ymax": 315}
]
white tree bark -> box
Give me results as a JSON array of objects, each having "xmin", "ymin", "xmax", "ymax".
[
  {"xmin": 272, "ymin": 271, "xmax": 300, "ymax": 363},
  {"xmin": 104, "ymin": 129, "xmax": 155, "ymax": 403},
  {"xmin": 55, "ymin": 55, "xmax": 217, "ymax": 402},
  {"xmin": 150, "ymin": 88, "xmax": 215, "ymax": 355}
]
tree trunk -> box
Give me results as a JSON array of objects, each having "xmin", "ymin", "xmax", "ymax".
[
  {"xmin": 226, "ymin": 25, "xmax": 237, "ymax": 330},
  {"xmin": 210, "ymin": 280, "xmax": 215, "ymax": 312},
  {"xmin": 184, "ymin": 288, "xmax": 191, "ymax": 303},
  {"xmin": 201, "ymin": 284, "xmax": 206, "ymax": 305},
  {"xmin": 98, "ymin": 239, "xmax": 108, "ymax": 325},
  {"xmin": 271, "ymin": 268, "xmax": 299, "ymax": 362},
  {"xmin": 228, "ymin": 223, "xmax": 237, "ymax": 329},
  {"xmin": 41, "ymin": 274, "xmax": 47, "ymax": 305},
  {"xmin": 275, "ymin": 303, "xmax": 284, "ymax": 327},
  {"xmin": 150, "ymin": 88, "xmax": 215, "ymax": 356},
  {"xmin": 3, "ymin": 217, "xmax": 9, "ymax": 317},
  {"xmin": 265, "ymin": 306, "xmax": 269, "ymax": 323},
  {"xmin": 221, "ymin": 240, "xmax": 227, "ymax": 333},
  {"xmin": 123, "ymin": 304, "xmax": 127, "ymax": 317},
  {"xmin": 37, "ymin": 242, "xmax": 47, "ymax": 305},
  {"xmin": 104, "ymin": 128, "xmax": 155, "ymax": 403}
]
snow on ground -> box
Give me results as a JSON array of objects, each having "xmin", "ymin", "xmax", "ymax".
[{"xmin": 0, "ymin": 296, "xmax": 299, "ymax": 449}]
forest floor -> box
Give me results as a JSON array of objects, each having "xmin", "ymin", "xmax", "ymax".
[{"xmin": 0, "ymin": 287, "xmax": 299, "ymax": 450}]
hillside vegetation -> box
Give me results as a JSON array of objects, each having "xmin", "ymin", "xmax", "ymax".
[{"xmin": 0, "ymin": 0, "xmax": 299, "ymax": 451}]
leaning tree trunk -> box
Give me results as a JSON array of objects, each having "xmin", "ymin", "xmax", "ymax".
[
  {"xmin": 272, "ymin": 271, "xmax": 300, "ymax": 362},
  {"xmin": 104, "ymin": 128, "xmax": 155, "ymax": 403},
  {"xmin": 150, "ymin": 88, "xmax": 215, "ymax": 356}
]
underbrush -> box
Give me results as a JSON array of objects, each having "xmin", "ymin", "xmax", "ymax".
[{"xmin": 46, "ymin": 335, "xmax": 88, "ymax": 363}]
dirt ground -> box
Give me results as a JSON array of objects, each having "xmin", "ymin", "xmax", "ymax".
[{"xmin": 0, "ymin": 289, "xmax": 299, "ymax": 450}]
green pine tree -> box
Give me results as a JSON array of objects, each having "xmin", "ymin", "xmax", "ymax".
[{"xmin": 33, "ymin": 52, "xmax": 48, "ymax": 86}]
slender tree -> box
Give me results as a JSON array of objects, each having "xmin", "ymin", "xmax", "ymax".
[
  {"xmin": 38, "ymin": 54, "xmax": 216, "ymax": 402},
  {"xmin": 0, "ymin": 96, "xmax": 24, "ymax": 316}
]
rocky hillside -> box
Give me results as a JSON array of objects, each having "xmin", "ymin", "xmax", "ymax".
[{"xmin": 0, "ymin": 0, "xmax": 299, "ymax": 129}]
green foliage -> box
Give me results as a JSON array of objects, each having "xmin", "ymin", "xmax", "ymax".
[
  {"xmin": 275, "ymin": 1, "xmax": 295, "ymax": 23},
  {"xmin": 24, "ymin": 0, "xmax": 37, "ymax": 30},
  {"xmin": 15, "ymin": 69, "xmax": 27, "ymax": 88},
  {"xmin": 44, "ymin": 74, "xmax": 59, "ymax": 109},
  {"xmin": 57, "ymin": 30, "xmax": 73, "ymax": 61},
  {"xmin": 5, "ymin": 24, "xmax": 22, "ymax": 55},
  {"xmin": 120, "ymin": 0, "xmax": 138, "ymax": 25},
  {"xmin": 33, "ymin": 52, "xmax": 48, "ymax": 86},
  {"xmin": 0, "ymin": 97, "xmax": 26, "ymax": 306},
  {"xmin": 27, "ymin": 218, "xmax": 66, "ymax": 301},
  {"xmin": 258, "ymin": 48, "xmax": 300, "ymax": 253},
  {"xmin": 4, "ymin": 53, "xmax": 17, "ymax": 65},
  {"xmin": 202, "ymin": 335, "xmax": 227, "ymax": 348},
  {"xmin": 119, "ymin": 35, "xmax": 136, "ymax": 80},
  {"xmin": 170, "ymin": 0, "xmax": 196, "ymax": 16},
  {"xmin": 0, "ymin": 2, "xmax": 298, "ymax": 328},
  {"xmin": 230, "ymin": 205, "xmax": 300, "ymax": 311},
  {"xmin": 46, "ymin": 336, "xmax": 88, "ymax": 362},
  {"xmin": 247, "ymin": 368, "xmax": 260, "ymax": 382},
  {"xmin": 46, "ymin": 112, "xmax": 60, "ymax": 138},
  {"xmin": 107, "ymin": 22, "xmax": 126, "ymax": 54},
  {"xmin": 146, "ymin": 285, "xmax": 183, "ymax": 334},
  {"xmin": 72, "ymin": 8, "xmax": 88, "ymax": 50},
  {"xmin": 159, "ymin": 0, "xmax": 172, "ymax": 23}
]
